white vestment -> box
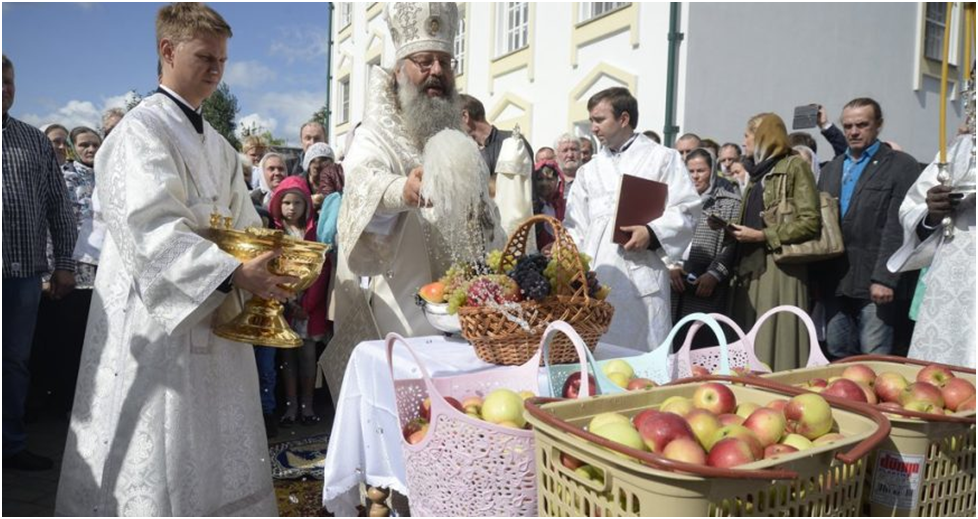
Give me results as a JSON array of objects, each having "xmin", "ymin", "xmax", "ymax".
[
  {"xmin": 564, "ymin": 134, "xmax": 701, "ymax": 351},
  {"xmin": 888, "ymin": 135, "xmax": 976, "ymax": 368},
  {"xmin": 55, "ymin": 94, "xmax": 277, "ymax": 516},
  {"xmin": 321, "ymin": 67, "xmax": 503, "ymax": 400}
]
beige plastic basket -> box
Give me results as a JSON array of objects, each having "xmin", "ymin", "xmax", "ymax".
[
  {"xmin": 524, "ymin": 375, "xmax": 890, "ymax": 517},
  {"xmin": 762, "ymin": 355, "xmax": 976, "ymax": 517}
]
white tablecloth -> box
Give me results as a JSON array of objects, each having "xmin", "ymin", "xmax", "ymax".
[{"xmin": 320, "ymin": 335, "xmax": 638, "ymax": 516}]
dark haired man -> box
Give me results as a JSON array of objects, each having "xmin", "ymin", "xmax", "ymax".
[{"xmin": 460, "ymin": 93, "xmax": 532, "ymax": 176}]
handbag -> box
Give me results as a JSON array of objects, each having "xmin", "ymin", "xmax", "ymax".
[{"xmin": 762, "ymin": 158, "xmax": 845, "ymax": 264}]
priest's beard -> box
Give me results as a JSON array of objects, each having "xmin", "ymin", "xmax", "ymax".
[
  {"xmin": 396, "ymin": 73, "xmax": 462, "ymax": 151},
  {"xmin": 420, "ymin": 129, "xmax": 501, "ymax": 268}
]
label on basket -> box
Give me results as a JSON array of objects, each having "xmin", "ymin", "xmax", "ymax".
[{"xmin": 869, "ymin": 450, "xmax": 925, "ymax": 510}]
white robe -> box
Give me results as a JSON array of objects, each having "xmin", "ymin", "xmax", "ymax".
[
  {"xmin": 887, "ymin": 135, "xmax": 976, "ymax": 368},
  {"xmin": 321, "ymin": 66, "xmax": 504, "ymax": 400},
  {"xmin": 55, "ymin": 93, "xmax": 277, "ymax": 516},
  {"xmin": 564, "ymin": 134, "xmax": 701, "ymax": 351}
]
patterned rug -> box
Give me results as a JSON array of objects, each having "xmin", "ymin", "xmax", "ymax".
[{"xmin": 270, "ymin": 435, "xmax": 333, "ymax": 516}]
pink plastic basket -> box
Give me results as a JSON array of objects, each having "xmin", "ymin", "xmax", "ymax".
[
  {"xmin": 677, "ymin": 305, "xmax": 829, "ymax": 375},
  {"xmin": 385, "ymin": 331, "xmax": 590, "ymax": 516}
]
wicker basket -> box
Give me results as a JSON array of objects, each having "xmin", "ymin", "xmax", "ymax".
[{"xmin": 458, "ymin": 215, "xmax": 613, "ymax": 366}]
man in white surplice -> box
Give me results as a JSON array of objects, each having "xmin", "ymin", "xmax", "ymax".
[
  {"xmin": 564, "ymin": 87, "xmax": 701, "ymax": 352},
  {"xmin": 887, "ymin": 69, "xmax": 976, "ymax": 369},
  {"xmin": 321, "ymin": 3, "xmax": 502, "ymax": 399},
  {"xmin": 56, "ymin": 4, "xmax": 289, "ymax": 516}
]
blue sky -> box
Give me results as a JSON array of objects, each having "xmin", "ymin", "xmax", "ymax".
[{"xmin": 2, "ymin": 2, "xmax": 331, "ymax": 146}]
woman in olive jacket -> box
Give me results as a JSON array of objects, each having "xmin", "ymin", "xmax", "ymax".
[{"xmin": 729, "ymin": 113, "xmax": 821, "ymax": 371}]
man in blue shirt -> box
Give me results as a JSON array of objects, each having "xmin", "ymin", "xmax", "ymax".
[{"xmin": 815, "ymin": 98, "xmax": 921, "ymax": 359}]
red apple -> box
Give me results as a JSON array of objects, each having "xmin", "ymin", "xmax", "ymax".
[
  {"xmin": 662, "ymin": 437, "xmax": 707, "ymax": 465},
  {"xmin": 958, "ymin": 395, "xmax": 976, "ymax": 412},
  {"xmin": 899, "ymin": 382, "xmax": 945, "ymax": 408},
  {"xmin": 637, "ymin": 412, "xmax": 695, "ymax": 453},
  {"xmin": 766, "ymin": 399, "xmax": 789, "ymax": 412},
  {"xmin": 917, "ymin": 364, "xmax": 955, "ymax": 388},
  {"xmin": 707, "ymin": 438, "xmax": 757, "ymax": 468},
  {"xmin": 941, "ymin": 378, "xmax": 976, "ymax": 411},
  {"xmin": 407, "ymin": 423, "xmax": 429, "ymax": 444},
  {"xmin": 743, "ymin": 408, "xmax": 787, "ymax": 447},
  {"xmin": 717, "ymin": 413, "xmax": 745, "ymax": 427},
  {"xmin": 660, "ymin": 396, "xmax": 695, "ymax": 417},
  {"xmin": 735, "ymin": 402, "xmax": 761, "ymax": 419},
  {"xmin": 807, "ymin": 378, "xmax": 829, "ymax": 389},
  {"xmin": 709, "ymin": 424, "xmax": 763, "ymax": 459},
  {"xmin": 418, "ymin": 396, "xmax": 462, "ymax": 420},
  {"xmin": 627, "ymin": 378, "xmax": 658, "ymax": 391},
  {"xmin": 763, "ymin": 444, "xmax": 799, "ymax": 459},
  {"xmin": 684, "ymin": 409, "xmax": 721, "ymax": 450},
  {"xmin": 692, "ymin": 383, "xmax": 737, "ymax": 415},
  {"xmin": 857, "ymin": 382, "xmax": 878, "ymax": 405},
  {"xmin": 903, "ymin": 401, "xmax": 940, "ymax": 414},
  {"xmin": 822, "ymin": 379, "xmax": 869, "ymax": 403},
  {"xmin": 690, "ymin": 365, "xmax": 710, "ymax": 377},
  {"xmin": 632, "ymin": 408, "xmax": 660, "ymax": 430},
  {"xmin": 841, "ymin": 364, "xmax": 877, "ymax": 387},
  {"xmin": 560, "ymin": 453, "xmax": 584, "ymax": 471},
  {"xmin": 562, "ymin": 371, "xmax": 597, "ymax": 399},
  {"xmin": 402, "ymin": 418, "xmax": 428, "ymax": 441},
  {"xmin": 874, "ymin": 372, "xmax": 909, "ymax": 403},
  {"xmin": 784, "ymin": 393, "xmax": 834, "ymax": 440}
]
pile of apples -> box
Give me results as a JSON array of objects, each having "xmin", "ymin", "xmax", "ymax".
[
  {"xmin": 563, "ymin": 383, "xmax": 845, "ymax": 472},
  {"xmin": 561, "ymin": 359, "xmax": 657, "ymax": 398},
  {"xmin": 794, "ymin": 363, "xmax": 976, "ymax": 416},
  {"xmin": 402, "ymin": 388, "xmax": 536, "ymax": 444}
]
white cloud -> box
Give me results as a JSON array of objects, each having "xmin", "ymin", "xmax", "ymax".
[
  {"xmin": 223, "ymin": 61, "xmax": 276, "ymax": 90},
  {"xmin": 269, "ymin": 26, "xmax": 329, "ymax": 65},
  {"xmin": 236, "ymin": 113, "xmax": 279, "ymax": 139},
  {"xmin": 20, "ymin": 91, "xmax": 138, "ymax": 131},
  {"xmin": 255, "ymin": 90, "xmax": 326, "ymax": 146}
]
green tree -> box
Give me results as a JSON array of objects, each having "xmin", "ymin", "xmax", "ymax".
[
  {"xmin": 310, "ymin": 102, "xmax": 329, "ymax": 127},
  {"xmin": 240, "ymin": 122, "xmax": 286, "ymax": 147},
  {"xmin": 202, "ymin": 82, "xmax": 240, "ymax": 149}
]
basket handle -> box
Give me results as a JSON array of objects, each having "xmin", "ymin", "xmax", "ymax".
[
  {"xmin": 539, "ymin": 321, "xmax": 595, "ymax": 398},
  {"xmin": 665, "ymin": 312, "xmax": 732, "ymax": 377},
  {"xmin": 675, "ymin": 313, "xmax": 750, "ymax": 374},
  {"xmin": 747, "ymin": 305, "xmax": 828, "ymax": 368},
  {"xmin": 525, "ymin": 396, "xmax": 799, "ymax": 480},
  {"xmin": 833, "ymin": 354, "xmax": 977, "ymax": 374},
  {"xmin": 385, "ymin": 332, "xmax": 453, "ymax": 433},
  {"xmin": 678, "ymin": 375, "xmax": 892, "ymax": 464},
  {"xmin": 500, "ymin": 214, "xmax": 590, "ymax": 299}
]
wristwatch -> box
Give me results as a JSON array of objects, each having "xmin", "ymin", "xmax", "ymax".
[{"xmin": 217, "ymin": 273, "xmax": 234, "ymax": 294}]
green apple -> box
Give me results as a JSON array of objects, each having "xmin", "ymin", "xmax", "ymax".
[{"xmin": 602, "ymin": 359, "xmax": 635, "ymax": 380}]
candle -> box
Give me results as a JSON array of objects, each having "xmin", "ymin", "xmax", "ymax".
[{"xmin": 938, "ymin": 2, "xmax": 952, "ymax": 163}]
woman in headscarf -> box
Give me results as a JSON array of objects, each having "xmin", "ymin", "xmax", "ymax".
[
  {"xmin": 669, "ymin": 148, "xmax": 742, "ymax": 348},
  {"xmin": 729, "ymin": 113, "xmax": 821, "ymax": 371},
  {"xmin": 301, "ymin": 142, "xmax": 336, "ymax": 210}
]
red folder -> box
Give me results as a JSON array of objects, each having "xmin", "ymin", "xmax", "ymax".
[{"xmin": 612, "ymin": 174, "xmax": 669, "ymax": 245}]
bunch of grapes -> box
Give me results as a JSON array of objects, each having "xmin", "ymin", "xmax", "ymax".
[
  {"xmin": 485, "ymin": 249, "xmax": 504, "ymax": 274},
  {"xmin": 441, "ymin": 263, "xmax": 473, "ymax": 296},
  {"xmin": 446, "ymin": 283, "xmax": 470, "ymax": 314},
  {"xmin": 507, "ymin": 253, "xmax": 551, "ymax": 301}
]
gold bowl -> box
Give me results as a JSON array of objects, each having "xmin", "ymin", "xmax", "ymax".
[{"xmin": 206, "ymin": 214, "xmax": 330, "ymax": 348}]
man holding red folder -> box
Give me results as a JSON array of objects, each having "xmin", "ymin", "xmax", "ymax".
[{"xmin": 564, "ymin": 87, "xmax": 701, "ymax": 352}]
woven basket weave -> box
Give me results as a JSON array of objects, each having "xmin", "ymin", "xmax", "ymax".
[{"xmin": 458, "ymin": 215, "xmax": 613, "ymax": 365}]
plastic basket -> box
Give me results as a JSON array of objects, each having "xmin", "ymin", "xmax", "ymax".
[
  {"xmin": 762, "ymin": 355, "xmax": 976, "ymax": 516},
  {"xmin": 524, "ymin": 375, "xmax": 890, "ymax": 516},
  {"xmin": 385, "ymin": 331, "xmax": 590, "ymax": 516}
]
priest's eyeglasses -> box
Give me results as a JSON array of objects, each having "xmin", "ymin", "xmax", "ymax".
[{"xmin": 406, "ymin": 54, "xmax": 457, "ymax": 73}]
